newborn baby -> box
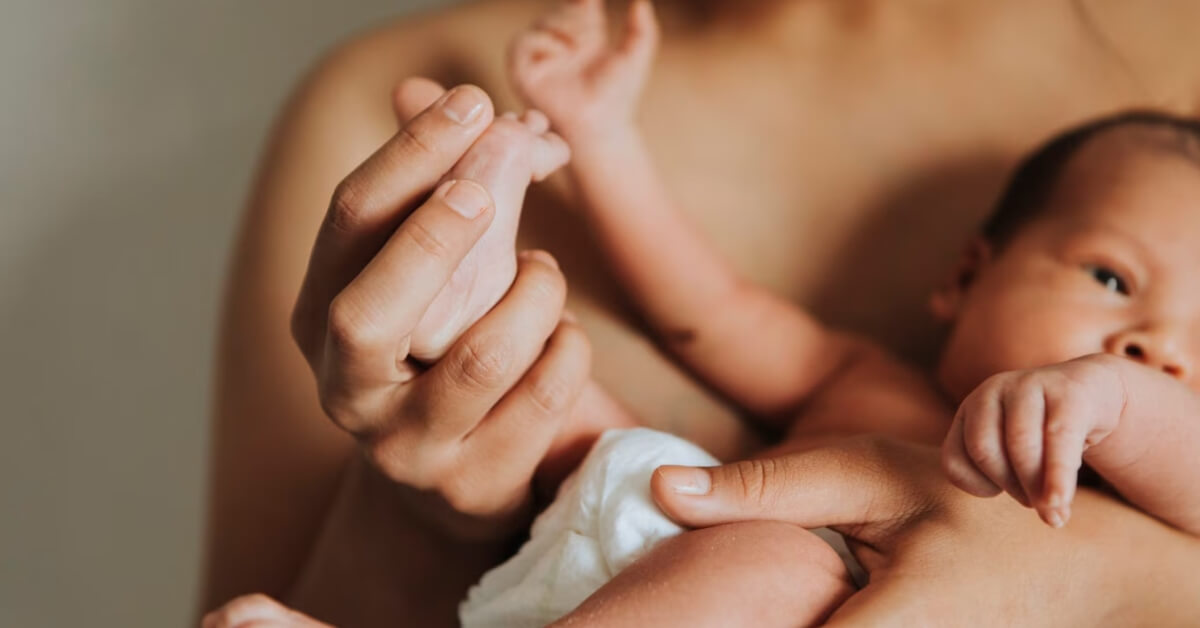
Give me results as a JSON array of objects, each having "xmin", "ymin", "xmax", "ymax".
[{"xmin": 457, "ymin": 0, "xmax": 1200, "ymax": 625}]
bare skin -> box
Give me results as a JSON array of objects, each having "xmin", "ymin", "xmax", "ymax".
[
  {"xmin": 207, "ymin": 0, "xmax": 1200, "ymax": 624},
  {"xmin": 408, "ymin": 106, "xmax": 569, "ymax": 360},
  {"xmin": 503, "ymin": 3, "xmax": 1200, "ymax": 623}
]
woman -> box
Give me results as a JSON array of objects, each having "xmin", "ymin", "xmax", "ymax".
[{"xmin": 205, "ymin": 0, "xmax": 1200, "ymax": 625}]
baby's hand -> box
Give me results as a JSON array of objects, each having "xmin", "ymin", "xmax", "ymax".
[
  {"xmin": 941, "ymin": 355, "xmax": 1127, "ymax": 528},
  {"xmin": 509, "ymin": 0, "xmax": 658, "ymax": 142}
]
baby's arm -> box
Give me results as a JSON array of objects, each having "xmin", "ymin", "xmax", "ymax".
[
  {"xmin": 943, "ymin": 353, "xmax": 1200, "ymax": 534},
  {"xmin": 511, "ymin": 0, "xmax": 865, "ymax": 424}
]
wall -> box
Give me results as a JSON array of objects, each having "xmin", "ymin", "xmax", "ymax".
[{"xmin": 0, "ymin": 1, "xmax": 450, "ymax": 625}]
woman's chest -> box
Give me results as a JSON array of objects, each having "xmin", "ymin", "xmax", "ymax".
[{"xmin": 491, "ymin": 0, "xmax": 1187, "ymax": 453}]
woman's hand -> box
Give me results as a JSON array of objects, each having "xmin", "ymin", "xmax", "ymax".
[
  {"xmin": 290, "ymin": 81, "xmax": 591, "ymax": 540},
  {"xmin": 203, "ymin": 594, "xmax": 331, "ymax": 628},
  {"xmin": 651, "ymin": 436, "xmax": 1200, "ymax": 626}
]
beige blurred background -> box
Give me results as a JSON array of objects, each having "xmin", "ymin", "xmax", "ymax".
[{"xmin": 0, "ymin": 1, "xmax": 452, "ymax": 625}]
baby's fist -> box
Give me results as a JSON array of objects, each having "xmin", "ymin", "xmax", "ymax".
[{"xmin": 941, "ymin": 355, "xmax": 1126, "ymax": 528}]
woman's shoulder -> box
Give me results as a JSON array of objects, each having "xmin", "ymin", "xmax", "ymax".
[
  {"xmin": 303, "ymin": 0, "xmax": 548, "ymax": 113},
  {"xmin": 258, "ymin": 0, "xmax": 548, "ymax": 212}
]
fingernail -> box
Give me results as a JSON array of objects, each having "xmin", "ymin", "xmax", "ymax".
[
  {"xmin": 441, "ymin": 180, "xmax": 488, "ymax": 218},
  {"xmin": 519, "ymin": 249, "xmax": 560, "ymax": 269},
  {"xmin": 1045, "ymin": 509, "xmax": 1064, "ymax": 529},
  {"xmin": 658, "ymin": 466, "xmax": 711, "ymax": 496},
  {"xmin": 440, "ymin": 87, "xmax": 485, "ymax": 125}
]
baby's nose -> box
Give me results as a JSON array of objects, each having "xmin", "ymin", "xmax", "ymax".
[{"xmin": 1106, "ymin": 327, "xmax": 1192, "ymax": 381}]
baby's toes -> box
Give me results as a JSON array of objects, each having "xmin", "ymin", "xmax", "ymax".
[
  {"xmin": 530, "ymin": 131, "xmax": 571, "ymax": 182},
  {"xmin": 520, "ymin": 109, "xmax": 551, "ymax": 135}
]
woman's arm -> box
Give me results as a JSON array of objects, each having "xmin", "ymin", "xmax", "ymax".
[
  {"xmin": 203, "ymin": 7, "xmax": 617, "ymax": 619},
  {"xmin": 205, "ymin": 28, "xmax": 408, "ymax": 607},
  {"xmin": 651, "ymin": 437, "xmax": 1200, "ymax": 626}
]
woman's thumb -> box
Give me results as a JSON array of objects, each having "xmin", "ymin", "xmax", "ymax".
[{"xmin": 650, "ymin": 439, "xmax": 935, "ymax": 531}]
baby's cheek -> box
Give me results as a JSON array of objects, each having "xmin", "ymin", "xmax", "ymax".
[
  {"xmin": 959, "ymin": 303, "xmax": 1094, "ymax": 378},
  {"xmin": 938, "ymin": 304, "xmax": 1061, "ymax": 396}
]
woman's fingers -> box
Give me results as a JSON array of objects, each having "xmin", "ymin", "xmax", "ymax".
[
  {"xmin": 292, "ymin": 84, "xmax": 494, "ymax": 360},
  {"xmin": 452, "ymin": 317, "xmax": 592, "ymax": 516},
  {"xmin": 392, "ymin": 77, "xmax": 447, "ymax": 123},
  {"xmin": 201, "ymin": 594, "xmax": 332, "ymax": 628},
  {"xmin": 320, "ymin": 180, "xmax": 496, "ymax": 431},
  {"xmin": 403, "ymin": 250, "xmax": 568, "ymax": 442},
  {"xmin": 360, "ymin": 253, "xmax": 577, "ymax": 515},
  {"xmin": 652, "ymin": 437, "xmax": 942, "ymax": 542}
]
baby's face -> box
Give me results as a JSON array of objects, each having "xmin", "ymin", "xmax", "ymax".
[{"xmin": 935, "ymin": 133, "xmax": 1200, "ymax": 400}]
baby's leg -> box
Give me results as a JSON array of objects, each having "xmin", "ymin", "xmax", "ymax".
[
  {"xmin": 555, "ymin": 521, "xmax": 855, "ymax": 627},
  {"xmin": 408, "ymin": 111, "xmax": 569, "ymax": 360}
]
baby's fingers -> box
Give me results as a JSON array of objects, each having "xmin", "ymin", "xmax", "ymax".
[
  {"xmin": 941, "ymin": 403, "xmax": 1001, "ymax": 498},
  {"xmin": 1002, "ymin": 381, "xmax": 1047, "ymax": 510},
  {"xmin": 956, "ymin": 382, "xmax": 1029, "ymax": 505},
  {"xmin": 1039, "ymin": 397, "xmax": 1089, "ymax": 528}
]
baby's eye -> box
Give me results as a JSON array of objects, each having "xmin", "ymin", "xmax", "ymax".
[{"xmin": 1084, "ymin": 264, "xmax": 1130, "ymax": 295}]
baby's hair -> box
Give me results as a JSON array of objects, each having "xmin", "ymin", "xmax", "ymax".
[{"xmin": 982, "ymin": 110, "xmax": 1200, "ymax": 246}]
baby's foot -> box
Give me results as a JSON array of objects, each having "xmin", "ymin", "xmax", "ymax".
[
  {"xmin": 509, "ymin": 0, "xmax": 658, "ymax": 142},
  {"xmin": 409, "ymin": 111, "xmax": 570, "ymax": 361}
]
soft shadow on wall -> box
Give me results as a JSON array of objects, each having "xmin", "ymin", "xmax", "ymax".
[{"xmin": 0, "ymin": 1, "xmax": 449, "ymax": 626}]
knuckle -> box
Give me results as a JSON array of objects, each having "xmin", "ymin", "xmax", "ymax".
[
  {"xmin": 438, "ymin": 475, "xmax": 496, "ymax": 517},
  {"xmin": 978, "ymin": 372, "xmax": 1006, "ymax": 390},
  {"xmin": 522, "ymin": 261, "xmax": 567, "ymax": 303},
  {"xmin": 1005, "ymin": 414, "xmax": 1039, "ymax": 442},
  {"xmin": 1012, "ymin": 372, "xmax": 1043, "ymax": 396},
  {"xmin": 452, "ymin": 336, "xmax": 515, "ymax": 390},
  {"xmin": 329, "ymin": 180, "xmax": 369, "ymax": 234},
  {"xmin": 1044, "ymin": 412, "xmax": 1081, "ymax": 440},
  {"xmin": 728, "ymin": 459, "xmax": 775, "ymax": 510},
  {"xmin": 317, "ymin": 386, "xmax": 369, "ymax": 437},
  {"xmin": 526, "ymin": 369, "xmax": 575, "ymax": 415},
  {"xmin": 963, "ymin": 434, "xmax": 999, "ymax": 467},
  {"xmin": 556, "ymin": 322, "xmax": 593, "ymax": 364},
  {"xmin": 398, "ymin": 123, "xmax": 437, "ymax": 158},
  {"xmin": 326, "ymin": 296, "xmax": 377, "ymax": 352},
  {"xmin": 237, "ymin": 593, "xmax": 275, "ymax": 609},
  {"xmin": 399, "ymin": 216, "xmax": 455, "ymax": 260},
  {"xmin": 941, "ymin": 443, "xmax": 965, "ymax": 477}
]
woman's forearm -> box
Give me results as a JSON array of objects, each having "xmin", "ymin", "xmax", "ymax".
[{"xmin": 288, "ymin": 456, "xmax": 516, "ymax": 627}]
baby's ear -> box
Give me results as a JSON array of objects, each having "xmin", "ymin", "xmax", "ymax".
[{"xmin": 929, "ymin": 237, "xmax": 992, "ymax": 321}]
